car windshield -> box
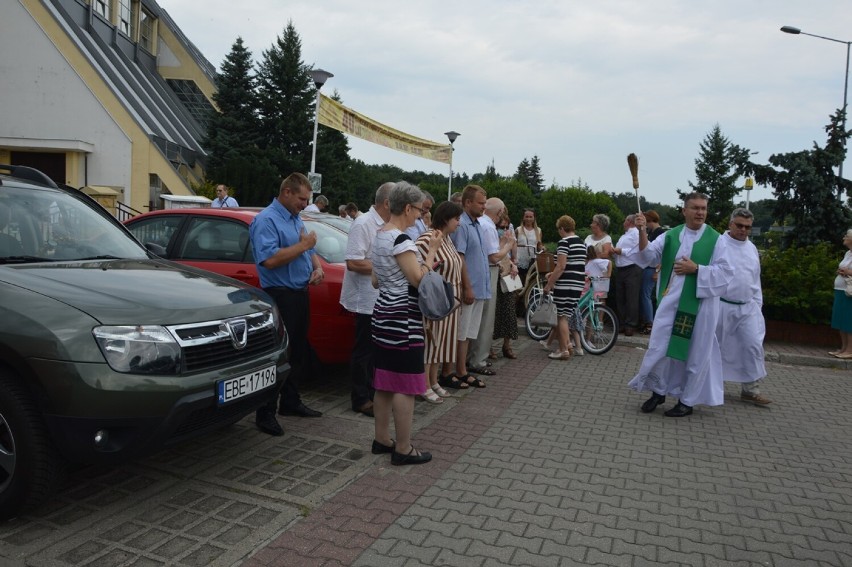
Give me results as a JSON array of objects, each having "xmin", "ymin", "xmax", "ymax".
[
  {"xmin": 304, "ymin": 218, "xmax": 347, "ymax": 264},
  {"xmin": 0, "ymin": 185, "xmax": 147, "ymax": 262}
]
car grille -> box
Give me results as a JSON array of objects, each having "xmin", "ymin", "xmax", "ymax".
[{"xmin": 168, "ymin": 311, "xmax": 280, "ymax": 373}]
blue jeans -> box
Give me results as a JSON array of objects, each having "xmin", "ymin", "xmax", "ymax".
[{"xmin": 640, "ymin": 267, "xmax": 657, "ymax": 327}]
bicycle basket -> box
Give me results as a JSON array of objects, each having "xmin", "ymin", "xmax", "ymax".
[
  {"xmin": 590, "ymin": 277, "xmax": 610, "ymax": 293},
  {"xmin": 535, "ymin": 252, "xmax": 556, "ymax": 273}
]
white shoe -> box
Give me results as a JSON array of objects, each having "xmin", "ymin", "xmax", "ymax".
[
  {"xmin": 432, "ymin": 384, "xmax": 451, "ymax": 397},
  {"xmin": 420, "ymin": 390, "xmax": 444, "ymax": 404},
  {"xmin": 539, "ymin": 340, "xmax": 552, "ymax": 351},
  {"xmin": 575, "ymin": 348, "xmax": 584, "ymax": 356},
  {"xmin": 548, "ymin": 350, "xmax": 572, "ymax": 360}
]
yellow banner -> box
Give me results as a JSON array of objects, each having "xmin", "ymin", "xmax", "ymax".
[{"xmin": 318, "ymin": 94, "xmax": 452, "ymax": 164}]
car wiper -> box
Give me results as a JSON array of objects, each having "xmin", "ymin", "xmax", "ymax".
[
  {"xmin": 76, "ymin": 255, "xmax": 124, "ymax": 261},
  {"xmin": 0, "ymin": 255, "xmax": 56, "ymax": 264}
]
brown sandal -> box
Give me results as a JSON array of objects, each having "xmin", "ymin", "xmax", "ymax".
[{"xmin": 502, "ymin": 347, "xmax": 517, "ymax": 359}]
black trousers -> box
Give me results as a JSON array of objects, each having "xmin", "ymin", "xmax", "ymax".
[
  {"xmin": 615, "ymin": 264, "xmax": 643, "ymax": 330},
  {"xmin": 259, "ymin": 286, "xmax": 311, "ymax": 415},
  {"xmin": 350, "ymin": 313, "xmax": 375, "ymax": 409}
]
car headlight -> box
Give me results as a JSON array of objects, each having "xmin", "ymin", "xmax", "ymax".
[{"xmin": 93, "ymin": 325, "xmax": 181, "ymax": 374}]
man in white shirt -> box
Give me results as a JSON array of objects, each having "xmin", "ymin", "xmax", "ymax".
[
  {"xmin": 716, "ymin": 208, "xmax": 771, "ymax": 406},
  {"xmin": 211, "ymin": 185, "xmax": 239, "ymax": 208},
  {"xmin": 467, "ymin": 197, "xmax": 514, "ymax": 376},
  {"xmin": 610, "ymin": 214, "xmax": 641, "ymax": 336},
  {"xmin": 339, "ymin": 182, "xmax": 394, "ymax": 417},
  {"xmin": 304, "ymin": 195, "xmax": 328, "ymax": 213}
]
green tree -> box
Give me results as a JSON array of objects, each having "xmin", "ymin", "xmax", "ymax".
[
  {"xmin": 256, "ymin": 21, "xmax": 315, "ymax": 177},
  {"xmin": 752, "ymin": 110, "xmax": 852, "ymax": 246},
  {"xmin": 681, "ymin": 124, "xmax": 752, "ymax": 231},
  {"xmin": 514, "ymin": 155, "xmax": 544, "ymax": 193},
  {"xmin": 538, "ymin": 186, "xmax": 622, "ymax": 244},
  {"xmin": 204, "ymin": 37, "xmax": 278, "ymax": 206}
]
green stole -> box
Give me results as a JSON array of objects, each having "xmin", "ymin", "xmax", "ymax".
[{"xmin": 658, "ymin": 224, "xmax": 720, "ymax": 361}]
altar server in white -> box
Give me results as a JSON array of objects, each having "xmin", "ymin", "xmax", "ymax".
[{"xmin": 716, "ymin": 208, "xmax": 771, "ymax": 406}]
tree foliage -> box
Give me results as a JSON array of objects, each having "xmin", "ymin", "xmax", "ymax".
[
  {"xmin": 681, "ymin": 124, "xmax": 752, "ymax": 231},
  {"xmin": 256, "ymin": 21, "xmax": 315, "ymax": 177},
  {"xmin": 752, "ymin": 110, "xmax": 852, "ymax": 246},
  {"xmin": 514, "ymin": 155, "xmax": 544, "ymax": 193},
  {"xmin": 204, "ymin": 37, "xmax": 278, "ymax": 206},
  {"xmin": 760, "ymin": 242, "xmax": 840, "ymax": 324}
]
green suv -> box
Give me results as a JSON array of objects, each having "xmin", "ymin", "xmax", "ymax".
[{"xmin": 0, "ymin": 165, "xmax": 289, "ymax": 519}]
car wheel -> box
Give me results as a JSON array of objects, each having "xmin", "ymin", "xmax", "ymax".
[{"xmin": 0, "ymin": 370, "xmax": 65, "ymax": 520}]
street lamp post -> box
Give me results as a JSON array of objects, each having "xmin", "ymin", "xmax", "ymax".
[
  {"xmin": 444, "ymin": 131, "xmax": 460, "ymax": 200},
  {"xmin": 744, "ymin": 176, "xmax": 754, "ymax": 211},
  {"xmin": 309, "ymin": 69, "xmax": 334, "ymax": 178},
  {"xmin": 781, "ymin": 25, "xmax": 851, "ymax": 183}
]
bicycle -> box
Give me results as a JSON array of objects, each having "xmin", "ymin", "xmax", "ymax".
[
  {"xmin": 525, "ymin": 277, "xmax": 619, "ymax": 355},
  {"xmin": 519, "ymin": 247, "xmax": 553, "ymax": 312}
]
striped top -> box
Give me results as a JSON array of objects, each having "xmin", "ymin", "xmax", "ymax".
[
  {"xmin": 371, "ymin": 229, "xmax": 424, "ymax": 349},
  {"xmin": 553, "ymin": 234, "xmax": 587, "ymax": 316}
]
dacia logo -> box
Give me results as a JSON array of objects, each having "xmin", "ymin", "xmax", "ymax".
[{"xmin": 225, "ymin": 318, "xmax": 248, "ymax": 350}]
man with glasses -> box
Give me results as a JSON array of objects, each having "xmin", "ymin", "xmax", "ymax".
[
  {"xmin": 212, "ymin": 184, "xmax": 239, "ymax": 208},
  {"xmin": 716, "ymin": 208, "xmax": 771, "ymax": 406}
]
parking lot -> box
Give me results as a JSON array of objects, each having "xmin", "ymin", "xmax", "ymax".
[{"xmin": 1, "ymin": 335, "xmax": 851, "ymax": 567}]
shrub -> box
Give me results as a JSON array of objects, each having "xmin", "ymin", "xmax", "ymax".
[{"xmin": 760, "ymin": 242, "xmax": 841, "ymax": 324}]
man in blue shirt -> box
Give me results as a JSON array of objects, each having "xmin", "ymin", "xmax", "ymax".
[
  {"xmin": 250, "ymin": 173, "xmax": 324, "ymax": 436},
  {"xmin": 211, "ymin": 184, "xmax": 239, "ymax": 208}
]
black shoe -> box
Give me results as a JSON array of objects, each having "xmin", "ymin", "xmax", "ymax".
[
  {"xmin": 256, "ymin": 413, "xmax": 284, "ymax": 436},
  {"xmin": 371, "ymin": 439, "xmax": 395, "ymax": 454},
  {"xmin": 354, "ymin": 401, "xmax": 374, "ymax": 417},
  {"xmin": 278, "ymin": 403, "xmax": 322, "ymax": 418},
  {"xmin": 641, "ymin": 393, "xmax": 666, "ymax": 413},
  {"xmin": 391, "ymin": 446, "xmax": 432, "ymax": 466},
  {"xmin": 664, "ymin": 402, "xmax": 693, "ymax": 417}
]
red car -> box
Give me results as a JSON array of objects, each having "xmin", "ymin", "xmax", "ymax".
[{"xmin": 125, "ymin": 208, "xmax": 354, "ymax": 365}]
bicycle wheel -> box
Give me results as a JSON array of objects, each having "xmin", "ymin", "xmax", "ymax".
[
  {"xmin": 525, "ymin": 293, "xmax": 551, "ymax": 341},
  {"xmin": 579, "ymin": 303, "xmax": 618, "ymax": 355}
]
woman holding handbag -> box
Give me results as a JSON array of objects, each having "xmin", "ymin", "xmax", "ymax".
[
  {"xmin": 542, "ymin": 215, "xmax": 586, "ymax": 360},
  {"xmin": 493, "ymin": 209, "xmax": 521, "ymax": 359}
]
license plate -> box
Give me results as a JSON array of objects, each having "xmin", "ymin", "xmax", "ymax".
[{"xmin": 217, "ymin": 366, "xmax": 276, "ymax": 405}]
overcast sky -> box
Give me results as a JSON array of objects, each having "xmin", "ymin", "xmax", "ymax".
[{"xmin": 158, "ymin": 0, "xmax": 849, "ymax": 206}]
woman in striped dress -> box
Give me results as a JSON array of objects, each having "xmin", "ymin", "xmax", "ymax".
[
  {"xmin": 371, "ymin": 182, "xmax": 442, "ymax": 466},
  {"xmin": 416, "ymin": 201, "xmax": 464, "ymax": 401},
  {"xmin": 543, "ymin": 215, "xmax": 586, "ymax": 360}
]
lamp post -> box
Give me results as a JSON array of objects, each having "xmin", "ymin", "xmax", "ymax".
[
  {"xmin": 781, "ymin": 25, "xmax": 851, "ymax": 183},
  {"xmin": 744, "ymin": 176, "xmax": 754, "ymax": 211},
  {"xmin": 309, "ymin": 68, "xmax": 334, "ymax": 178},
  {"xmin": 444, "ymin": 131, "xmax": 460, "ymax": 200}
]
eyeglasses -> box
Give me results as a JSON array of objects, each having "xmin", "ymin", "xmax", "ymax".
[
  {"xmin": 732, "ymin": 222, "xmax": 752, "ymax": 230},
  {"xmin": 411, "ymin": 205, "xmax": 426, "ymax": 215}
]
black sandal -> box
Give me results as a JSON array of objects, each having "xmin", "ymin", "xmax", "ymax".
[
  {"xmin": 469, "ymin": 366, "xmax": 496, "ymax": 376},
  {"xmin": 438, "ymin": 373, "xmax": 469, "ymax": 390},
  {"xmin": 458, "ymin": 373, "xmax": 486, "ymax": 388}
]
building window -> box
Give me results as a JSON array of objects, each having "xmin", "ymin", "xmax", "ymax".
[
  {"xmin": 92, "ymin": 0, "xmax": 109, "ymax": 20},
  {"xmin": 166, "ymin": 79, "xmax": 216, "ymax": 129},
  {"xmin": 139, "ymin": 7, "xmax": 154, "ymax": 53},
  {"xmin": 118, "ymin": 0, "xmax": 132, "ymax": 36}
]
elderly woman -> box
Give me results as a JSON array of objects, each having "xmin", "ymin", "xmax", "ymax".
[
  {"xmin": 543, "ymin": 215, "xmax": 586, "ymax": 359},
  {"xmin": 493, "ymin": 209, "xmax": 520, "ymax": 358},
  {"xmin": 585, "ymin": 213, "xmax": 612, "ymax": 250},
  {"xmin": 416, "ymin": 201, "xmax": 465, "ymax": 400},
  {"xmin": 830, "ymin": 229, "xmax": 852, "ymax": 358},
  {"xmin": 371, "ymin": 182, "xmax": 442, "ymax": 465}
]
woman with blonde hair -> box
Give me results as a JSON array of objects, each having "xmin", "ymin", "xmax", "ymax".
[{"xmin": 543, "ymin": 215, "xmax": 586, "ymax": 359}]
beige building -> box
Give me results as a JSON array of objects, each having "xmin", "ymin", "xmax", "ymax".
[{"xmin": 1, "ymin": 0, "xmax": 217, "ymax": 216}]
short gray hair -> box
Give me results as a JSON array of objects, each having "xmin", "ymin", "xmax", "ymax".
[
  {"xmin": 315, "ymin": 195, "xmax": 329, "ymax": 206},
  {"xmin": 388, "ymin": 181, "xmax": 424, "ymax": 215},
  {"xmin": 592, "ymin": 214, "xmax": 610, "ymax": 232},
  {"xmin": 421, "ymin": 191, "xmax": 434, "ymax": 205},
  {"xmin": 729, "ymin": 207, "xmax": 754, "ymax": 222},
  {"xmin": 375, "ymin": 182, "xmax": 395, "ymax": 205}
]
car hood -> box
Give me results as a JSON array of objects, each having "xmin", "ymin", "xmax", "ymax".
[{"xmin": 1, "ymin": 259, "xmax": 272, "ymax": 324}]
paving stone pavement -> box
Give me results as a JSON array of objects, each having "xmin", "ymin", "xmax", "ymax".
[{"xmin": 1, "ymin": 333, "xmax": 850, "ymax": 567}]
